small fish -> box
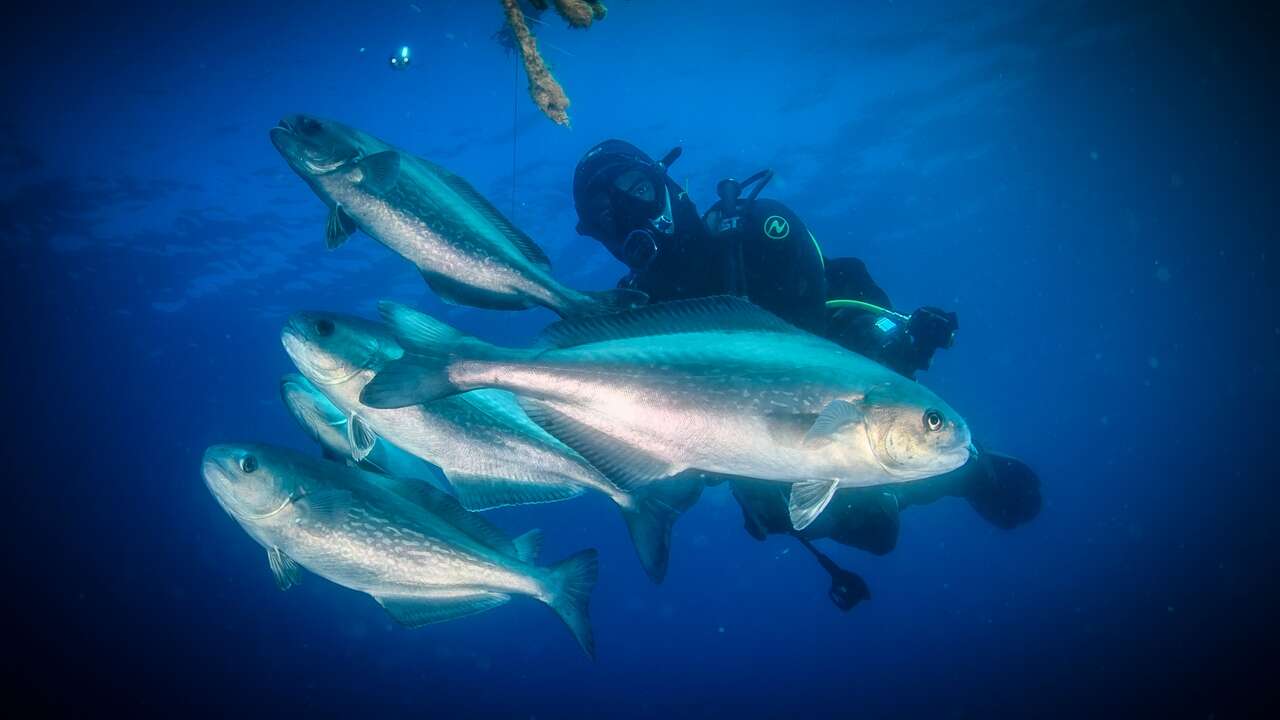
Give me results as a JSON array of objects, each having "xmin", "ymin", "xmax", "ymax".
[
  {"xmin": 361, "ymin": 296, "xmax": 973, "ymax": 530},
  {"xmin": 269, "ymin": 114, "xmax": 644, "ymax": 317},
  {"xmin": 282, "ymin": 311, "xmax": 699, "ymax": 582},
  {"xmin": 280, "ymin": 373, "xmax": 450, "ymax": 493},
  {"xmin": 202, "ymin": 442, "xmax": 599, "ymax": 657}
]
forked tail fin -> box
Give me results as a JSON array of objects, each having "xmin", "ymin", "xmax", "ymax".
[{"xmin": 542, "ymin": 549, "xmax": 599, "ymax": 659}]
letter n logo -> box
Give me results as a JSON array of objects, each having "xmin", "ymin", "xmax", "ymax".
[{"xmin": 763, "ymin": 215, "xmax": 790, "ymax": 240}]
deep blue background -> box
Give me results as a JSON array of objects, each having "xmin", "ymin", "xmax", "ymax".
[{"xmin": 4, "ymin": 1, "xmax": 1277, "ymax": 717}]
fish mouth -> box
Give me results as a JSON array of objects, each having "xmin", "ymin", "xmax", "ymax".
[
  {"xmin": 268, "ymin": 125, "xmax": 295, "ymax": 155},
  {"xmin": 281, "ymin": 323, "xmax": 369, "ymax": 387}
]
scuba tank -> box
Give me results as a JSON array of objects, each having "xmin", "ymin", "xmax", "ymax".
[{"xmin": 706, "ymin": 168, "xmax": 774, "ymax": 298}]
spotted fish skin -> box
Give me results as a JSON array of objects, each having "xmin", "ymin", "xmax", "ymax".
[
  {"xmin": 269, "ymin": 114, "xmax": 641, "ymax": 317},
  {"xmin": 202, "ymin": 443, "xmax": 599, "ymax": 657}
]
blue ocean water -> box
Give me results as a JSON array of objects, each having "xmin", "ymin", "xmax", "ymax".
[{"xmin": 5, "ymin": 1, "xmax": 1277, "ymax": 716}]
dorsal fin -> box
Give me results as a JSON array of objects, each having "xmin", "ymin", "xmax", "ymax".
[
  {"xmin": 426, "ymin": 160, "xmax": 552, "ymax": 270},
  {"xmin": 539, "ymin": 295, "xmax": 803, "ymax": 349}
]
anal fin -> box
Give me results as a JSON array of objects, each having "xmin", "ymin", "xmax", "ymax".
[
  {"xmin": 447, "ymin": 471, "xmax": 586, "ymax": 511},
  {"xmin": 375, "ymin": 591, "xmax": 510, "ymax": 628}
]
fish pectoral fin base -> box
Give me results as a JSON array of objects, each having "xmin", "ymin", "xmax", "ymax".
[
  {"xmin": 788, "ymin": 479, "xmax": 841, "ymax": 531},
  {"xmin": 803, "ymin": 399, "xmax": 865, "ymax": 448},
  {"xmin": 517, "ymin": 398, "xmax": 676, "ymax": 492},
  {"xmin": 295, "ymin": 489, "xmax": 353, "ymax": 524},
  {"xmin": 375, "ymin": 591, "xmax": 510, "ymax": 628},
  {"xmin": 356, "ymin": 151, "xmax": 401, "ymax": 195},
  {"xmin": 266, "ymin": 547, "xmax": 304, "ymax": 591},
  {"xmin": 347, "ymin": 414, "xmax": 377, "ymax": 462},
  {"xmin": 325, "ymin": 204, "xmax": 357, "ymax": 249},
  {"xmin": 447, "ymin": 471, "xmax": 586, "ymax": 511}
]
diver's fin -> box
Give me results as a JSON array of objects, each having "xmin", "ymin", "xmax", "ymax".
[
  {"xmin": 266, "ymin": 547, "xmax": 304, "ymax": 591},
  {"xmin": 803, "ymin": 400, "xmax": 864, "ymax": 447},
  {"xmin": 421, "ymin": 270, "xmax": 532, "ymax": 311},
  {"xmin": 538, "ymin": 295, "xmax": 802, "ymax": 348},
  {"xmin": 518, "ymin": 398, "xmax": 677, "ymax": 492},
  {"xmin": 788, "ymin": 479, "xmax": 840, "ymax": 531},
  {"xmin": 446, "ymin": 471, "xmax": 586, "ymax": 511},
  {"xmin": 542, "ymin": 549, "xmax": 599, "ymax": 659},
  {"xmin": 512, "ymin": 529, "xmax": 544, "ymax": 564},
  {"xmin": 964, "ymin": 452, "xmax": 1042, "ymax": 530},
  {"xmin": 294, "ymin": 489, "xmax": 353, "ymax": 524},
  {"xmin": 325, "ymin": 204, "xmax": 357, "ymax": 249},
  {"xmin": 425, "ymin": 159, "xmax": 552, "ymax": 270},
  {"xmin": 375, "ymin": 591, "xmax": 510, "ymax": 628},
  {"xmin": 356, "ymin": 151, "xmax": 401, "ymax": 195},
  {"xmin": 347, "ymin": 413, "xmax": 377, "ymax": 462},
  {"xmin": 619, "ymin": 474, "xmax": 705, "ymax": 583}
]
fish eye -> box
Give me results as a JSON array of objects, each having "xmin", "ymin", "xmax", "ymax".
[
  {"xmin": 315, "ymin": 319, "xmax": 335, "ymax": 337},
  {"xmin": 239, "ymin": 455, "xmax": 259, "ymax": 474},
  {"xmin": 923, "ymin": 410, "xmax": 944, "ymax": 432}
]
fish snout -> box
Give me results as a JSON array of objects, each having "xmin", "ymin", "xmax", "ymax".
[{"xmin": 201, "ymin": 445, "xmax": 240, "ymax": 491}]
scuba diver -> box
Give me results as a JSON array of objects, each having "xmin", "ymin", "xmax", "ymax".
[{"xmin": 571, "ymin": 139, "xmax": 1042, "ymax": 610}]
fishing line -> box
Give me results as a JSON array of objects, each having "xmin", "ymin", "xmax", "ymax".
[{"xmin": 511, "ymin": 41, "xmax": 519, "ymax": 219}]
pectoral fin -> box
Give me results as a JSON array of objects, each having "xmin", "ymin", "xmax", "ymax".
[
  {"xmin": 347, "ymin": 413, "xmax": 377, "ymax": 463},
  {"xmin": 294, "ymin": 489, "xmax": 352, "ymax": 524},
  {"xmin": 788, "ymin": 479, "xmax": 840, "ymax": 531},
  {"xmin": 266, "ymin": 547, "xmax": 303, "ymax": 591},
  {"xmin": 356, "ymin": 151, "xmax": 401, "ymax": 194},
  {"xmin": 325, "ymin": 204, "xmax": 357, "ymax": 249},
  {"xmin": 803, "ymin": 399, "xmax": 864, "ymax": 448}
]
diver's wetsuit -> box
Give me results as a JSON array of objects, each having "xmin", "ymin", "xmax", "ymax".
[
  {"xmin": 572, "ymin": 139, "xmax": 1039, "ymax": 608},
  {"xmin": 608, "ymin": 189, "xmax": 1039, "ymax": 547},
  {"xmin": 619, "ymin": 196, "xmax": 829, "ymax": 334}
]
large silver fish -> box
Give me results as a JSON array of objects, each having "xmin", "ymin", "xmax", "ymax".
[
  {"xmin": 202, "ymin": 442, "xmax": 598, "ymax": 657},
  {"xmin": 281, "ymin": 312, "xmax": 699, "ymax": 582},
  {"xmin": 269, "ymin": 114, "xmax": 643, "ymax": 317},
  {"xmin": 361, "ymin": 296, "xmax": 974, "ymax": 530},
  {"xmin": 280, "ymin": 373, "xmax": 450, "ymax": 493}
]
